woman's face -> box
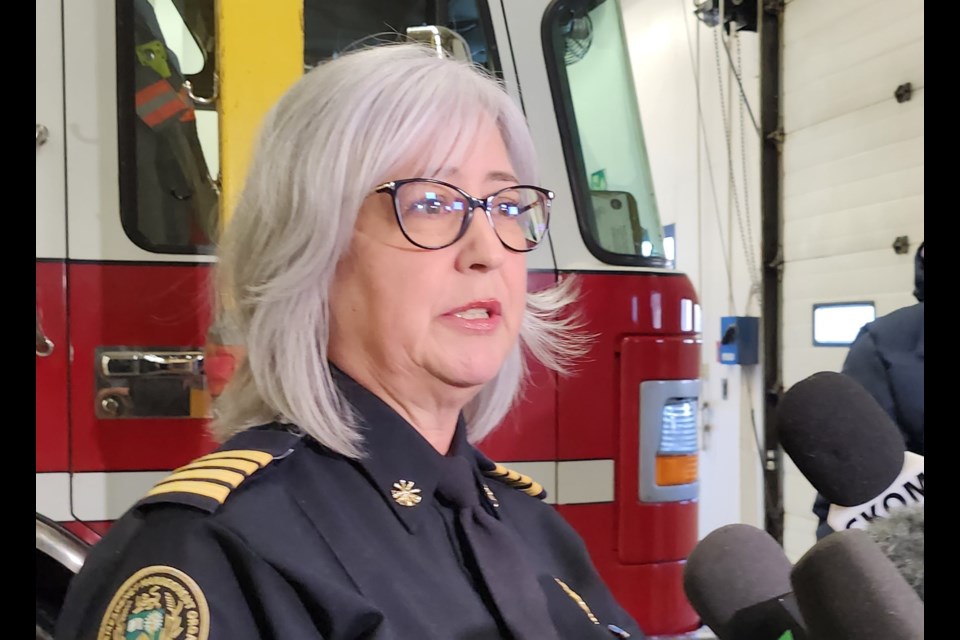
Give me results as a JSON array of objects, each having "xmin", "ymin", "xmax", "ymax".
[{"xmin": 328, "ymin": 118, "xmax": 528, "ymax": 399}]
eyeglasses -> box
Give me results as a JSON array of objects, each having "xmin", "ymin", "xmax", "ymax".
[{"xmin": 374, "ymin": 178, "xmax": 554, "ymax": 252}]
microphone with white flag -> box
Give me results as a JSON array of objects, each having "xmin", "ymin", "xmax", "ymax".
[
  {"xmin": 825, "ymin": 450, "xmax": 922, "ymax": 532},
  {"xmin": 775, "ymin": 371, "xmax": 924, "ymax": 600},
  {"xmin": 775, "ymin": 371, "xmax": 923, "ymax": 531}
]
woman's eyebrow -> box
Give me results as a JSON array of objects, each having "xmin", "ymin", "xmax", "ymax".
[
  {"xmin": 486, "ymin": 170, "xmax": 520, "ymax": 183},
  {"xmin": 435, "ymin": 168, "xmax": 520, "ymax": 184}
]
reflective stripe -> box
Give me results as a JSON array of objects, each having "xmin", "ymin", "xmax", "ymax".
[
  {"xmin": 556, "ymin": 460, "xmax": 615, "ymax": 505},
  {"xmin": 135, "ymin": 79, "xmax": 190, "ymax": 128},
  {"xmin": 135, "ymin": 78, "xmax": 175, "ymax": 106},
  {"xmin": 71, "ymin": 471, "xmax": 169, "ymax": 521},
  {"xmin": 37, "ymin": 459, "xmax": 618, "ymax": 523},
  {"xmin": 177, "ymin": 87, "xmax": 196, "ymax": 122},
  {"xmin": 493, "ymin": 460, "xmax": 616, "ymax": 505},
  {"xmin": 36, "ymin": 473, "xmax": 73, "ymax": 522}
]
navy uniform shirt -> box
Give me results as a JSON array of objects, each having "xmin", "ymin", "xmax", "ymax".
[{"xmin": 56, "ymin": 372, "xmax": 644, "ymax": 639}]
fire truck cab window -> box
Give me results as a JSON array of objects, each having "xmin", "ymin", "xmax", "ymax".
[
  {"xmin": 303, "ymin": 0, "xmax": 501, "ymax": 76},
  {"xmin": 119, "ymin": 0, "xmax": 219, "ymax": 255},
  {"xmin": 544, "ymin": 0, "xmax": 671, "ymax": 267}
]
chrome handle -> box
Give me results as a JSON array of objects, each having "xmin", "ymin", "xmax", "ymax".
[
  {"xmin": 183, "ymin": 73, "xmax": 219, "ymax": 106},
  {"xmin": 100, "ymin": 351, "xmax": 204, "ymax": 378},
  {"xmin": 36, "ymin": 309, "xmax": 54, "ymax": 357},
  {"xmin": 36, "ymin": 123, "xmax": 49, "ymax": 147},
  {"xmin": 405, "ymin": 25, "xmax": 472, "ymax": 62},
  {"xmin": 36, "ymin": 516, "xmax": 87, "ymax": 575}
]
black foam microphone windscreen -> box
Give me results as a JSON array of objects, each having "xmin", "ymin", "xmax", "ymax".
[
  {"xmin": 683, "ymin": 524, "xmax": 805, "ymax": 640},
  {"xmin": 775, "ymin": 371, "xmax": 905, "ymax": 506},
  {"xmin": 791, "ymin": 528, "xmax": 923, "ymax": 640}
]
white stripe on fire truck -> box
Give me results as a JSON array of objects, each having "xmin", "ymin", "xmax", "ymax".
[
  {"xmin": 492, "ymin": 460, "xmax": 615, "ymax": 505},
  {"xmin": 36, "ymin": 460, "xmax": 617, "ymax": 521},
  {"xmin": 36, "ymin": 473, "xmax": 73, "ymax": 522},
  {"xmin": 71, "ymin": 471, "xmax": 170, "ymax": 521}
]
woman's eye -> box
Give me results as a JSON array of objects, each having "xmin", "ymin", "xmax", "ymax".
[
  {"xmin": 412, "ymin": 199, "xmax": 444, "ymax": 213},
  {"xmin": 496, "ymin": 201, "xmax": 521, "ymax": 216}
]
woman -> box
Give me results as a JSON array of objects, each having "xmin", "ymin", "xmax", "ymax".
[{"xmin": 56, "ymin": 44, "xmax": 644, "ymax": 640}]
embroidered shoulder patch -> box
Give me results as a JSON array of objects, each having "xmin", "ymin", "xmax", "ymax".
[{"xmin": 98, "ymin": 565, "xmax": 210, "ymax": 640}]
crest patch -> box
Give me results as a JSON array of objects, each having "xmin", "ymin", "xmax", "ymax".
[{"xmin": 98, "ymin": 566, "xmax": 210, "ymax": 640}]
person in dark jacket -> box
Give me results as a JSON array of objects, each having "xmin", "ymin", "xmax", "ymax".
[
  {"xmin": 132, "ymin": 0, "xmax": 219, "ymax": 249},
  {"xmin": 813, "ymin": 242, "xmax": 924, "ymax": 539},
  {"xmin": 55, "ymin": 43, "xmax": 641, "ymax": 640}
]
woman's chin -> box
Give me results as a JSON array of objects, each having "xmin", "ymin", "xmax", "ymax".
[{"xmin": 432, "ymin": 355, "xmax": 506, "ymax": 390}]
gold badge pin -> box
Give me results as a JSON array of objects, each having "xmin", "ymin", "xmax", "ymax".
[{"xmin": 391, "ymin": 480, "xmax": 422, "ymax": 507}]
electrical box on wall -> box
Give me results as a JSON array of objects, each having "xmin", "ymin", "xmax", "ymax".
[{"xmin": 719, "ymin": 316, "xmax": 759, "ymax": 365}]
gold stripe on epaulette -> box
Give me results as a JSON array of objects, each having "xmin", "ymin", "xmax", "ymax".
[
  {"xmin": 147, "ymin": 449, "xmax": 279, "ymax": 506},
  {"xmin": 146, "ymin": 480, "xmax": 232, "ymax": 504},
  {"xmin": 157, "ymin": 468, "xmax": 247, "ymax": 487},
  {"xmin": 486, "ymin": 463, "xmax": 545, "ymax": 498},
  {"xmin": 195, "ymin": 449, "xmax": 275, "ymax": 466},
  {"xmin": 504, "ymin": 469, "xmax": 523, "ymax": 482},
  {"xmin": 172, "ymin": 458, "xmax": 260, "ymax": 475},
  {"xmin": 174, "ymin": 458, "xmax": 262, "ymax": 475},
  {"xmin": 523, "ymin": 480, "xmax": 545, "ymax": 497},
  {"xmin": 488, "ymin": 465, "xmax": 512, "ymax": 479}
]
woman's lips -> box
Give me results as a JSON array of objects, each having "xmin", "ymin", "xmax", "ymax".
[{"xmin": 441, "ymin": 300, "xmax": 503, "ymax": 334}]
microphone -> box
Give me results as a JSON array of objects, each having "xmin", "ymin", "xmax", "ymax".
[
  {"xmin": 864, "ymin": 503, "xmax": 924, "ymax": 601},
  {"xmin": 683, "ymin": 524, "xmax": 807, "ymax": 640},
  {"xmin": 775, "ymin": 371, "xmax": 924, "ymax": 532},
  {"xmin": 791, "ymin": 528, "xmax": 923, "ymax": 640}
]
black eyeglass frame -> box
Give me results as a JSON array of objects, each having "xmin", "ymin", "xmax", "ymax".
[{"xmin": 374, "ymin": 178, "xmax": 555, "ymax": 252}]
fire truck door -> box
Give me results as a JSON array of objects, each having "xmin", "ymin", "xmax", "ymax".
[
  {"xmin": 36, "ymin": 0, "xmax": 71, "ymax": 520},
  {"xmin": 60, "ymin": 0, "xmax": 221, "ymax": 525}
]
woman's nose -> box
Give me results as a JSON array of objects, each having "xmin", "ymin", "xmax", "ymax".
[{"xmin": 455, "ymin": 204, "xmax": 507, "ymax": 272}]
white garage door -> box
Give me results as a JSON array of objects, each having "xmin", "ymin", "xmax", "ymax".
[{"xmin": 780, "ymin": 0, "xmax": 924, "ymax": 561}]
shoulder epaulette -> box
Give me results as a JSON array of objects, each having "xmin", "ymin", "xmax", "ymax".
[
  {"xmin": 478, "ymin": 458, "xmax": 548, "ymax": 501},
  {"xmin": 137, "ymin": 426, "xmax": 303, "ymax": 514}
]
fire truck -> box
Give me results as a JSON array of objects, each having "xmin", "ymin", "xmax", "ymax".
[{"xmin": 36, "ymin": 0, "xmax": 703, "ymax": 637}]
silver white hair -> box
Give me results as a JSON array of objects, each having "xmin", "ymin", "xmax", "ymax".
[{"xmin": 212, "ymin": 43, "xmax": 588, "ymax": 458}]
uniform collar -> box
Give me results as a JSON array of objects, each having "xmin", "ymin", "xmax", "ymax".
[{"xmin": 331, "ymin": 365, "xmax": 492, "ymax": 533}]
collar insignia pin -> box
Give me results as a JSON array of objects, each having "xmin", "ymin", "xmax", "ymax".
[{"xmin": 391, "ymin": 480, "xmax": 422, "ymax": 507}]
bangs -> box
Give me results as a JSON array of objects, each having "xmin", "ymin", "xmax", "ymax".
[
  {"xmin": 377, "ymin": 93, "xmax": 501, "ymax": 184},
  {"xmin": 357, "ymin": 55, "xmax": 533, "ymax": 187}
]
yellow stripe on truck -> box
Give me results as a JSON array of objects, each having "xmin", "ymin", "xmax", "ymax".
[{"xmin": 217, "ymin": 1, "xmax": 303, "ymax": 226}]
